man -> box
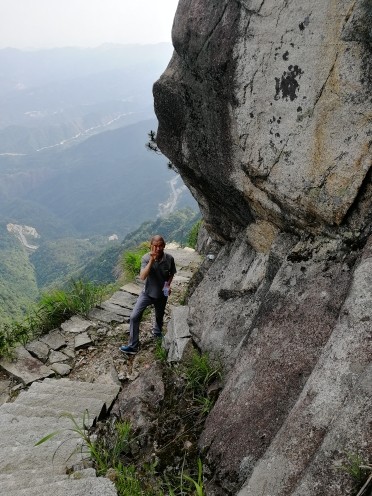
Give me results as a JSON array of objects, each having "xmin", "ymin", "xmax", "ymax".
[{"xmin": 119, "ymin": 235, "xmax": 176, "ymax": 354}]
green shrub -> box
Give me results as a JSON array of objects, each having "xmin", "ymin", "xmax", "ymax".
[
  {"xmin": 122, "ymin": 243, "xmax": 148, "ymax": 281},
  {"xmin": 0, "ymin": 279, "xmax": 104, "ymax": 358},
  {"xmin": 187, "ymin": 220, "xmax": 202, "ymax": 249},
  {"xmin": 38, "ymin": 279, "xmax": 104, "ymax": 329},
  {"xmin": 183, "ymin": 458, "xmax": 206, "ymax": 496},
  {"xmin": 0, "ymin": 316, "xmax": 41, "ymax": 359},
  {"xmin": 154, "ymin": 339, "xmax": 168, "ymax": 363},
  {"xmin": 93, "ymin": 420, "xmax": 133, "ymax": 475},
  {"xmin": 184, "ymin": 350, "xmax": 222, "ymax": 397},
  {"xmin": 337, "ymin": 451, "xmax": 372, "ymax": 492},
  {"xmin": 115, "ymin": 464, "xmax": 146, "ymax": 496}
]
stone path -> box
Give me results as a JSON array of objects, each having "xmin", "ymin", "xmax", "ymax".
[
  {"xmin": 0, "ymin": 246, "xmax": 201, "ymax": 495},
  {"xmin": 0, "ymin": 284, "xmax": 141, "ymax": 388},
  {"xmin": 0, "ymin": 379, "xmax": 119, "ymax": 495}
]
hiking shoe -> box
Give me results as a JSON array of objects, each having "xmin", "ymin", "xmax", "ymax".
[{"xmin": 119, "ymin": 345, "xmax": 138, "ymax": 355}]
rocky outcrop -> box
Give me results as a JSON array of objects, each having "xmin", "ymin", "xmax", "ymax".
[
  {"xmin": 188, "ymin": 229, "xmax": 370, "ymax": 495},
  {"xmin": 154, "ymin": 0, "xmax": 372, "ymax": 494},
  {"xmin": 154, "ymin": 0, "xmax": 372, "ymax": 242}
]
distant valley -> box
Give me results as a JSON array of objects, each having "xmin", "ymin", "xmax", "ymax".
[
  {"xmin": 0, "ymin": 44, "xmax": 174, "ymax": 153},
  {"xmin": 0, "ymin": 44, "xmax": 199, "ymax": 324},
  {"xmin": 0, "ymin": 119, "xmax": 196, "ymax": 239}
]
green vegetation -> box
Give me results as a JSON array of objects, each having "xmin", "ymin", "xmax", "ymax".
[
  {"xmin": 183, "ymin": 459, "xmax": 206, "ymax": 496},
  {"xmin": 337, "ymin": 452, "xmax": 372, "ymax": 495},
  {"xmin": 36, "ymin": 412, "xmax": 133, "ymax": 477},
  {"xmin": 31, "ymin": 237, "xmax": 109, "ymax": 289},
  {"xmin": 0, "ymin": 209, "xmax": 200, "ymax": 324},
  {"xmin": 121, "ymin": 208, "xmax": 201, "ymax": 251},
  {"xmin": 187, "ymin": 220, "xmax": 202, "ymax": 250},
  {"xmin": 0, "ymin": 224, "xmax": 39, "ymax": 325},
  {"xmin": 154, "ymin": 338, "xmax": 168, "ymax": 363},
  {"xmin": 78, "ymin": 244, "xmax": 123, "ymax": 285},
  {"xmin": 115, "ymin": 464, "xmax": 147, "ymax": 496},
  {"xmin": 0, "ymin": 321, "xmax": 31, "ymax": 358},
  {"xmin": 0, "ymin": 279, "xmax": 104, "ymax": 359},
  {"xmin": 38, "ymin": 279, "xmax": 104, "ymax": 328},
  {"xmin": 36, "ymin": 410, "xmax": 206, "ymax": 496},
  {"xmin": 183, "ymin": 350, "xmax": 223, "ymax": 413},
  {"xmin": 122, "ymin": 242, "xmax": 149, "ymax": 282}
]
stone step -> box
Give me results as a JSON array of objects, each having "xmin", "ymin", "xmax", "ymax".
[
  {"xmin": 60, "ymin": 316, "xmax": 93, "ymax": 334},
  {"xmin": 120, "ymin": 283, "xmax": 143, "ymax": 296},
  {"xmin": 22, "ymin": 390, "xmax": 110, "ymax": 411},
  {"xmin": 0, "ymin": 472, "xmax": 69, "ymax": 492},
  {"xmin": 98, "ymin": 301, "xmax": 132, "ymax": 317},
  {"xmin": 107, "ymin": 290, "xmax": 138, "ymax": 308},
  {"xmin": 2, "ymin": 379, "xmax": 119, "ymax": 423},
  {"xmin": 0, "ymin": 415, "xmax": 74, "ymax": 449},
  {"xmin": 35, "ymin": 377, "xmax": 120, "ymax": 395},
  {"xmin": 0, "ymin": 378, "xmax": 121, "ymax": 481},
  {"xmin": 0, "ymin": 468, "xmax": 99, "ymax": 492},
  {"xmin": 0, "ymin": 436, "xmax": 84, "ymax": 474},
  {"xmin": 4, "ymin": 476, "xmax": 117, "ymax": 496},
  {"xmin": 88, "ymin": 307, "xmax": 128, "ymax": 323},
  {"xmin": 0, "ymin": 347, "xmax": 54, "ymax": 385},
  {"xmin": 27, "ymin": 378, "xmax": 120, "ymax": 406},
  {"xmin": 3, "ymin": 393, "xmax": 110, "ymax": 421},
  {"xmin": 0, "ymin": 402, "xmax": 97, "ymax": 424}
]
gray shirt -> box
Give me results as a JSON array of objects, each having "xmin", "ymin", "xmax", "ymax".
[{"xmin": 141, "ymin": 252, "xmax": 177, "ymax": 298}]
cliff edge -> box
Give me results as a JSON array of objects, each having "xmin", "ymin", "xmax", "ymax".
[{"xmin": 153, "ymin": 1, "xmax": 371, "ymax": 495}]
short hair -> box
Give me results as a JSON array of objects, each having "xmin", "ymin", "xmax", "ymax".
[{"xmin": 150, "ymin": 235, "xmax": 165, "ymax": 246}]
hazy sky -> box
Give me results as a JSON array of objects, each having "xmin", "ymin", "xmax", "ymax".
[{"xmin": 0, "ymin": 0, "xmax": 179, "ymax": 50}]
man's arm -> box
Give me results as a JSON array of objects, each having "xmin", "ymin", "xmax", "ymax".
[
  {"xmin": 139, "ymin": 256, "xmax": 154, "ymax": 280},
  {"xmin": 139, "ymin": 245, "xmax": 159, "ymax": 280},
  {"xmin": 164, "ymin": 255, "xmax": 177, "ymax": 287}
]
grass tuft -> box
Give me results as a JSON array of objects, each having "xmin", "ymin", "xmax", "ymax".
[
  {"xmin": 184, "ymin": 350, "xmax": 222, "ymax": 398},
  {"xmin": 0, "ymin": 279, "xmax": 104, "ymax": 359}
]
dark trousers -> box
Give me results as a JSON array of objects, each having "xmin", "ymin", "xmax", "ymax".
[{"xmin": 128, "ymin": 291, "xmax": 167, "ymax": 349}]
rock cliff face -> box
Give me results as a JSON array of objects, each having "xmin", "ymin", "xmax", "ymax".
[{"xmin": 154, "ymin": 1, "xmax": 371, "ymax": 495}]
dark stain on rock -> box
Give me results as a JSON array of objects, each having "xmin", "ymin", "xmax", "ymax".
[
  {"xmin": 299, "ymin": 15, "xmax": 310, "ymax": 32},
  {"xmin": 275, "ymin": 65, "xmax": 304, "ymax": 101},
  {"xmin": 283, "ymin": 50, "xmax": 289, "ymax": 61}
]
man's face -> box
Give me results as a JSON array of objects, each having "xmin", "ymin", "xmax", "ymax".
[{"xmin": 151, "ymin": 240, "xmax": 165, "ymax": 259}]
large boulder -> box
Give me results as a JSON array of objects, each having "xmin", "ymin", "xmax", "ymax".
[{"xmin": 154, "ymin": 0, "xmax": 372, "ymax": 242}]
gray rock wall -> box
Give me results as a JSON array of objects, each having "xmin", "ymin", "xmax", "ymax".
[
  {"xmin": 154, "ymin": 0, "xmax": 372, "ymax": 241},
  {"xmin": 191, "ymin": 229, "xmax": 370, "ymax": 495},
  {"xmin": 153, "ymin": 0, "xmax": 372, "ymax": 494}
]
